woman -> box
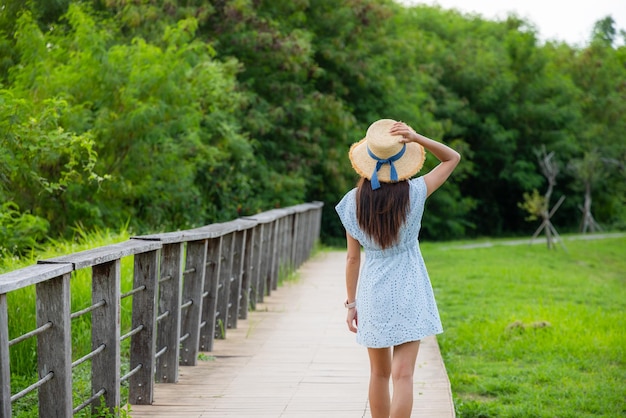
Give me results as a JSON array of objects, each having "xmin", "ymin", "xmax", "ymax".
[{"xmin": 335, "ymin": 119, "xmax": 460, "ymax": 418}]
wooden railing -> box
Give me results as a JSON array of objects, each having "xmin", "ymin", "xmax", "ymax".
[{"xmin": 0, "ymin": 202, "xmax": 324, "ymax": 417}]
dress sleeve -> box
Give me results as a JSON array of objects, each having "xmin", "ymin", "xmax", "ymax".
[
  {"xmin": 335, "ymin": 189, "xmax": 361, "ymax": 239},
  {"xmin": 410, "ymin": 176, "xmax": 427, "ymax": 201}
]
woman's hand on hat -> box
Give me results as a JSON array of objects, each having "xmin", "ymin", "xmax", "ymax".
[{"xmin": 389, "ymin": 121, "xmax": 417, "ymax": 143}]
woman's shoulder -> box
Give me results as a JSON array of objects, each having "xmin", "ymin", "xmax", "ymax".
[
  {"xmin": 335, "ymin": 187, "xmax": 357, "ymax": 212},
  {"xmin": 409, "ymin": 176, "xmax": 426, "ymax": 195}
]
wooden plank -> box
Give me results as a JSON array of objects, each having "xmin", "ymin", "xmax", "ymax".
[
  {"xmin": 261, "ymin": 222, "xmax": 275, "ymax": 297},
  {"xmin": 133, "ymin": 221, "xmax": 241, "ymax": 243},
  {"xmin": 214, "ymin": 234, "xmax": 234, "ymax": 340},
  {"xmin": 91, "ymin": 260, "xmax": 121, "ymax": 414},
  {"xmin": 39, "ymin": 240, "xmax": 161, "ymax": 270},
  {"xmin": 199, "ymin": 237, "xmax": 222, "ymax": 352},
  {"xmin": 241, "ymin": 208, "xmax": 285, "ymax": 224},
  {"xmin": 239, "ymin": 226, "xmax": 255, "ymax": 318},
  {"xmin": 284, "ymin": 214, "xmax": 296, "ymax": 271},
  {"xmin": 292, "ymin": 212, "xmax": 302, "ymax": 268},
  {"xmin": 268, "ymin": 219, "xmax": 280, "ymax": 292},
  {"xmin": 0, "ymin": 294, "xmax": 11, "ymax": 417},
  {"xmin": 253, "ymin": 224, "xmax": 266, "ymax": 303},
  {"xmin": 0, "ymin": 263, "xmax": 73, "ymax": 294},
  {"xmin": 191, "ymin": 222, "xmax": 241, "ymax": 237},
  {"xmin": 179, "ymin": 240, "xmax": 207, "ymax": 366},
  {"xmin": 290, "ymin": 203, "xmax": 316, "ymax": 213},
  {"xmin": 129, "ymin": 249, "xmax": 159, "ymax": 405},
  {"xmin": 36, "ymin": 273, "xmax": 72, "ymax": 417},
  {"xmin": 311, "ymin": 202, "xmax": 323, "ymax": 242},
  {"xmin": 155, "ymin": 243, "xmax": 183, "ymax": 383},
  {"xmin": 273, "ymin": 218, "xmax": 285, "ymax": 290},
  {"xmin": 227, "ymin": 230, "xmax": 245, "ymax": 329},
  {"xmin": 231, "ymin": 218, "xmax": 258, "ymax": 231}
]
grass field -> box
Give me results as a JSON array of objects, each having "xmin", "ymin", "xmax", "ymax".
[{"xmin": 421, "ymin": 235, "xmax": 626, "ymax": 418}]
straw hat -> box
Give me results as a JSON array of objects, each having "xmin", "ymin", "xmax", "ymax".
[{"xmin": 349, "ymin": 119, "xmax": 425, "ymax": 189}]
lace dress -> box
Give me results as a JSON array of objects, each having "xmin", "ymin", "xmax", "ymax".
[{"xmin": 335, "ymin": 176, "xmax": 443, "ymax": 348}]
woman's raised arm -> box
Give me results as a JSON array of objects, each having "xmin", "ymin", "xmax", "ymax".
[{"xmin": 389, "ymin": 121, "xmax": 460, "ymax": 197}]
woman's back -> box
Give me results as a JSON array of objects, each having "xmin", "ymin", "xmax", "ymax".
[{"xmin": 336, "ymin": 177, "xmax": 427, "ymax": 253}]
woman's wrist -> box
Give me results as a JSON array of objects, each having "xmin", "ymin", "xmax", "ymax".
[{"xmin": 344, "ymin": 299, "xmax": 356, "ymax": 309}]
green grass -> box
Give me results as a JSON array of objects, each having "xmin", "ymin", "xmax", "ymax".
[{"xmin": 421, "ymin": 235, "xmax": 626, "ymax": 418}]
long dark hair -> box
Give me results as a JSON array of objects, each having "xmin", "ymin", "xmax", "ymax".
[{"xmin": 356, "ymin": 178, "xmax": 410, "ymax": 249}]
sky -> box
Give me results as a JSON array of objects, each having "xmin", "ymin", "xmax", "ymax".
[{"xmin": 398, "ymin": 0, "xmax": 626, "ymax": 46}]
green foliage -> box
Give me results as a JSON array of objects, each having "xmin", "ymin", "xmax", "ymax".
[
  {"xmin": 93, "ymin": 397, "xmax": 132, "ymax": 418},
  {"xmin": 518, "ymin": 189, "xmax": 546, "ymax": 221},
  {"xmin": 4, "ymin": 4, "xmax": 262, "ymax": 242},
  {"xmin": 0, "ymin": 0, "xmax": 624, "ymax": 251},
  {"xmin": 0, "ymin": 86, "xmax": 105, "ymax": 236},
  {"xmin": 0, "ymin": 202, "xmax": 49, "ymax": 255},
  {"xmin": 197, "ymin": 352, "xmax": 215, "ymax": 362},
  {"xmin": 402, "ymin": 6, "xmax": 585, "ymax": 236}
]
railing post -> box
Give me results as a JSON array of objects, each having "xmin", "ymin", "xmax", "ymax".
[
  {"xmin": 291, "ymin": 211, "xmax": 301, "ymax": 269},
  {"xmin": 312, "ymin": 202, "xmax": 324, "ymax": 248},
  {"xmin": 276, "ymin": 216, "xmax": 285, "ymax": 281},
  {"xmin": 35, "ymin": 272, "xmax": 72, "ymax": 417},
  {"xmin": 200, "ymin": 237, "xmax": 221, "ymax": 352},
  {"xmin": 268, "ymin": 219, "xmax": 279, "ymax": 292},
  {"xmin": 242, "ymin": 213, "xmax": 281, "ymax": 298},
  {"xmin": 278, "ymin": 215, "xmax": 289, "ymax": 285},
  {"xmin": 155, "ymin": 243, "xmax": 183, "ymax": 383},
  {"xmin": 215, "ymin": 233, "xmax": 234, "ymax": 339},
  {"xmin": 303, "ymin": 204, "xmax": 317, "ymax": 258},
  {"xmin": 285, "ymin": 210, "xmax": 296, "ymax": 272},
  {"xmin": 242, "ymin": 224, "xmax": 263, "ymax": 310},
  {"xmin": 272, "ymin": 217, "xmax": 283, "ymax": 288},
  {"xmin": 255, "ymin": 223, "xmax": 269, "ymax": 303},
  {"xmin": 261, "ymin": 221, "xmax": 273, "ymax": 296},
  {"xmin": 129, "ymin": 249, "xmax": 159, "ymax": 405},
  {"xmin": 180, "ymin": 240, "xmax": 207, "ymax": 366},
  {"xmin": 239, "ymin": 225, "xmax": 255, "ymax": 319},
  {"xmin": 300, "ymin": 205, "xmax": 311, "ymax": 262},
  {"xmin": 228, "ymin": 230, "xmax": 245, "ymax": 329},
  {"xmin": 0, "ymin": 294, "xmax": 12, "ymax": 418},
  {"xmin": 91, "ymin": 260, "xmax": 121, "ymax": 414}
]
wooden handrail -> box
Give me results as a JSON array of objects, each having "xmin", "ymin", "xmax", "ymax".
[{"xmin": 0, "ymin": 202, "xmax": 323, "ymax": 417}]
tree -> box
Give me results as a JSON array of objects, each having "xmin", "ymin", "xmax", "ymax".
[
  {"xmin": 560, "ymin": 17, "xmax": 626, "ymax": 230},
  {"xmin": 5, "ymin": 5, "xmax": 257, "ymax": 236},
  {"xmin": 526, "ymin": 147, "xmax": 566, "ymax": 250},
  {"xmin": 591, "ymin": 16, "xmax": 617, "ymax": 47},
  {"xmin": 568, "ymin": 150, "xmax": 605, "ymax": 233}
]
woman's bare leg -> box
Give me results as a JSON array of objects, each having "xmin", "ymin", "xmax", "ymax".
[
  {"xmin": 367, "ymin": 347, "xmax": 392, "ymax": 418},
  {"xmin": 390, "ymin": 340, "xmax": 420, "ymax": 418}
]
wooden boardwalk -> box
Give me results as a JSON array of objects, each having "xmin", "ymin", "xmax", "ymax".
[{"xmin": 130, "ymin": 251, "xmax": 455, "ymax": 418}]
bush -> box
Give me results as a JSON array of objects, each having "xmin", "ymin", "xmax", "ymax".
[{"xmin": 0, "ymin": 202, "xmax": 49, "ymax": 256}]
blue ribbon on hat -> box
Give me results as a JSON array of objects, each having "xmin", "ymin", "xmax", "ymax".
[{"xmin": 367, "ymin": 144, "xmax": 406, "ymax": 190}]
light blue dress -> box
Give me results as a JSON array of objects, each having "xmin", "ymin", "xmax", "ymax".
[{"xmin": 335, "ymin": 176, "xmax": 443, "ymax": 348}]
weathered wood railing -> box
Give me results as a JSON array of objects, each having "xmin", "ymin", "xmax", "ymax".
[{"xmin": 0, "ymin": 202, "xmax": 323, "ymax": 417}]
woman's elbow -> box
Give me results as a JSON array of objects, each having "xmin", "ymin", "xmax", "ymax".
[
  {"xmin": 346, "ymin": 253, "xmax": 361, "ymax": 265},
  {"xmin": 451, "ymin": 150, "xmax": 461, "ymax": 164}
]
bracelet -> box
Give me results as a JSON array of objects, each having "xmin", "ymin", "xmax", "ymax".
[{"xmin": 344, "ymin": 299, "xmax": 356, "ymax": 309}]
